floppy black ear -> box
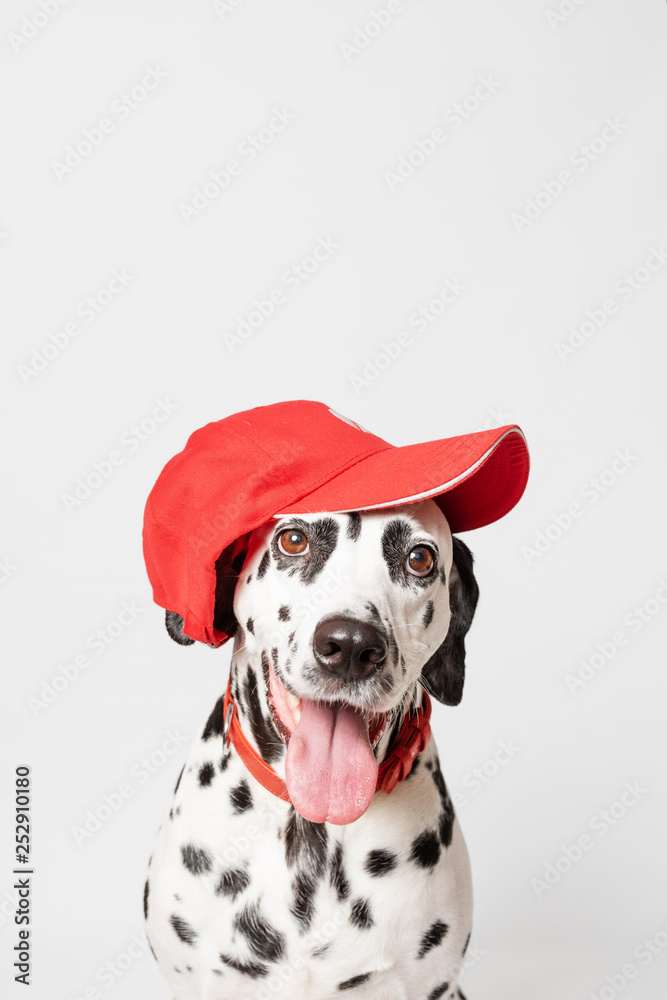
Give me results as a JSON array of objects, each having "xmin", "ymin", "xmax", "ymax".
[
  {"xmin": 165, "ymin": 610, "xmax": 195, "ymax": 645},
  {"xmin": 420, "ymin": 537, "xmax": 480, "ymax": 705},
  {"xmin": 164, "ymin": 534, "xmax": 249, "ymax": 646},
  {"xmin": 212, "ymin": 535, "xmax": 249, "ymax": 639}
]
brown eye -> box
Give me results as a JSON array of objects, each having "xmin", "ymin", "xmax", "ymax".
[
  {"xmin": 278, "ymin": 529, "xmax": 309, "ymax": 556},
  {"xmin": 406, "ymin": 546, "xmax": 435, "ymax": 577}
]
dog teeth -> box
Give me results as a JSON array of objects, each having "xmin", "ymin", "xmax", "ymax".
[
  {"xmin": 286, "ymin": 692, "xmax": 300, "ymax": 709},
  {"xmin": 293, "ymin": 708, "xmax": 302, "ymax": 725}
]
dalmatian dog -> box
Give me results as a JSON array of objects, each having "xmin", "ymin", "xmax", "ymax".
[{"xmin": 144, "ymin": 499, "xmax": 479, "ymax": 1000}]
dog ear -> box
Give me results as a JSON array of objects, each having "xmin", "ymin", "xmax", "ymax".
[
  {"xmin": 420, "ymin": 537, "xmax": 480, "ymax": 705},
  {"xmin": 165, "ymin": 610, "xmax": 195, "ymax": 645},
  {"xmin": 212, "ymin": 534, "xmax": 249, "ymax": 639}
]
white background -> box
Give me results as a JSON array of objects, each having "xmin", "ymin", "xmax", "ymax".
[{"xmin": 2, "ymin": 1, "xmax": 667, "ymax": 998}]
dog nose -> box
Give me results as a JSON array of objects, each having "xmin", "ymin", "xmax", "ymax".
[{"xmin": 312, "ymin": 617, "xmax": 387, "ymax": 680}]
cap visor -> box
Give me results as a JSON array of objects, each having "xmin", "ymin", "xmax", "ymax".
[{"xmin": 275, "ymin": 425, "xmax": 529, "ymax": 533}]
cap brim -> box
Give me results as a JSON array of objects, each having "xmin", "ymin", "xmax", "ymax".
[{"xmin": 275, "ymin": 425, "xmax": 529, "ymax": 533}]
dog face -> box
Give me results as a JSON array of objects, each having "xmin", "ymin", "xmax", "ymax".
[
  {"xmin": 233, "ymin": 500, "xmax": 476, "ymax": 716},
  {"xmin": 165, "ymin": 500, "xmax": 479, "ymax": 824}
]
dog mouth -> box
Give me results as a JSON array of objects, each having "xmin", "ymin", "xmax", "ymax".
[{"xmin": 267, "ymin": 663, "xmax": 389, "ymax": 825}]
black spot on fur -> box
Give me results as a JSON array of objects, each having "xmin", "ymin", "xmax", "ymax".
[
  {"xmin": 350, "ymin": 898, "xmax": 373, "ymax": 929},
  {"xmin": 381, "ymin": 519, "xmax": 414, "ymax": 586},
  {"xmin": 181, "ymin": 844, "xmax": 212, "ymax": 875},
  {"xmin": 170, "ymin": 914, "xmax": 197, "ymax": 945},
  {"xmin": 427, "ymin": 984, "xmax": 450, "ymax": 1000},
  {"xmin": 143, "ymin": 879, "xmax": 149, "ymax": 919},
  {"xmin": 243, "ymin": 666, "xmax": 283, "ymax": 764},
  {"xmin": 347, "ymin": 511, "xmax": 361, "ymax": 541},
  {"xmin": 278, "ymin": 604, "xmax": 291, "ymax": 621},
  {"xmin": 230, "ymin": 779, "xmax": 253, "ymax": 813},
  {"xmin": 439, "ymin": 565, "xmax": 447, "ymax": 586},
  {"xmin": 198, "ymin": 762, "xmax": 215, "ymax": 787},
  {"xmin": 219, "ymin": 753, "xmax": 229, "ymax": 772},
  {"xmin": 285, "ymin": 809, "xmax": 328, "ymax": 874},
  {"xmin": 290, "ymin": 870, "xmax": 317, "ymax": 931},
  {"xmin": 219, "ymin": 953, "xmax": 268, "ymax": 978},
  {"xmin": 432, "ymin": 763, "xmax": 455, "ymax": 847},
  {"xmin": 418, "ymin": 920, "xmax": 449, "ymax": 958},
  {"xmin": 365, "ymin": 601, "xmax": 381, "ymax": 621},
  {"xmin": 246, "ymin": 617, "xmax": 255, "ymax": 634},
  {"xmin": 288, "ymin": 630, "xmax": 296, "ymax": 644},
  {"xmin": 330, "ymin": 843, "xmax": 350, "ymax": 901},
  {"xmin": 426, "ymin": 983, "xmax": 452, "ymax": 1000},
  {"xmin": 423, "ymin": 600, "xmax": 434, "ymax": 628},
  {"xmin": 410, "ymin": 830, "xmax": 441, "ymax": 869},
  {"xmin": 202, "ymin": 697, "xmax": 225, "ymax": 741},
  {"xmin": 216, "ymin": 867, "xmax": 250, "ymax": 900},
  {"xmin": 338, "ymin": 972, "xmax": 372, "ymax": 990},
  {"xmin": 462, "ymin": 932, "xmax": 471, "ymax": 956},
  {"xmin": 364, "ymin": 848, "xmax": 398, "ymax": 877},
  {"xmin": 312, "ymin": 941, "xmax": 331, "ymax": 958},
  {"xmin": 234, "ymin": 902, "xmax": 285, "ymax": 962},
  {"xmin": 257, "ymin": 550, "xmax": 270, "ymax": 579},
  {"xmin": 272, "ymin": 517, "xmax": 339, "ymax": 584},
  {"xmin": 271, "ymin": 647, "xmax": 279, "ymax": 667},
  {"xmin": 246, "ymin": 573, "xmax": 252, "ymax": 584},
  {"xmin": 174, "ymin": 765, "xmax": 184, "ymax": 794}
]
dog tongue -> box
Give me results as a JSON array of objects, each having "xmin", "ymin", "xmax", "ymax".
[{"xmin": 285, "ymin": 699, "xmax": 378, "ymax": 825}]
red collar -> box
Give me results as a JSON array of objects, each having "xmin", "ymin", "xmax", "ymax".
[{"xmin": 221, "ymin": 678, "xmax": 432, "ymax": 805}]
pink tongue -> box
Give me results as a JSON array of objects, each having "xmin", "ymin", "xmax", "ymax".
[{"xmin": 285, "ymin": 699, "xmax": 378, "ymax": 825}]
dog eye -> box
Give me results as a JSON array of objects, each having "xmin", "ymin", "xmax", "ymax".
[
  {"xmin": 406, "ymin": 546, "xmax": 435, "ymax": 577},
  {"xmin": 278, "ymin": 529, "xmax": 309, "ymax": 556}
]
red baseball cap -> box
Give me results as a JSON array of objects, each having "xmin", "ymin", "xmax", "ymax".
[{"xmin": 143, "ymin": 400, "xmax": 529, "ymax": 646}]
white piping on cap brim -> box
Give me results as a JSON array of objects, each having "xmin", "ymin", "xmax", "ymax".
[{"xmin": 272, "ymin": 426, "xmax": 527, "ymax": 517}]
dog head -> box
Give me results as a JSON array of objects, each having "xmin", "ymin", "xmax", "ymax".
[{"xmin": 165, "ymin": 500, "xmax": 479, "ymax": 823}]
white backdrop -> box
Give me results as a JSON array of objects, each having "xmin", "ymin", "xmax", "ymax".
[{"xmin": 2, "ymin": 1, "xmax": 667, "ymax": 998}]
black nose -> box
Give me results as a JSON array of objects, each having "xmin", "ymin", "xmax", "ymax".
[{"xmin": 312, "ymin": 617, "xmax": 387, "ymax": 680}]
